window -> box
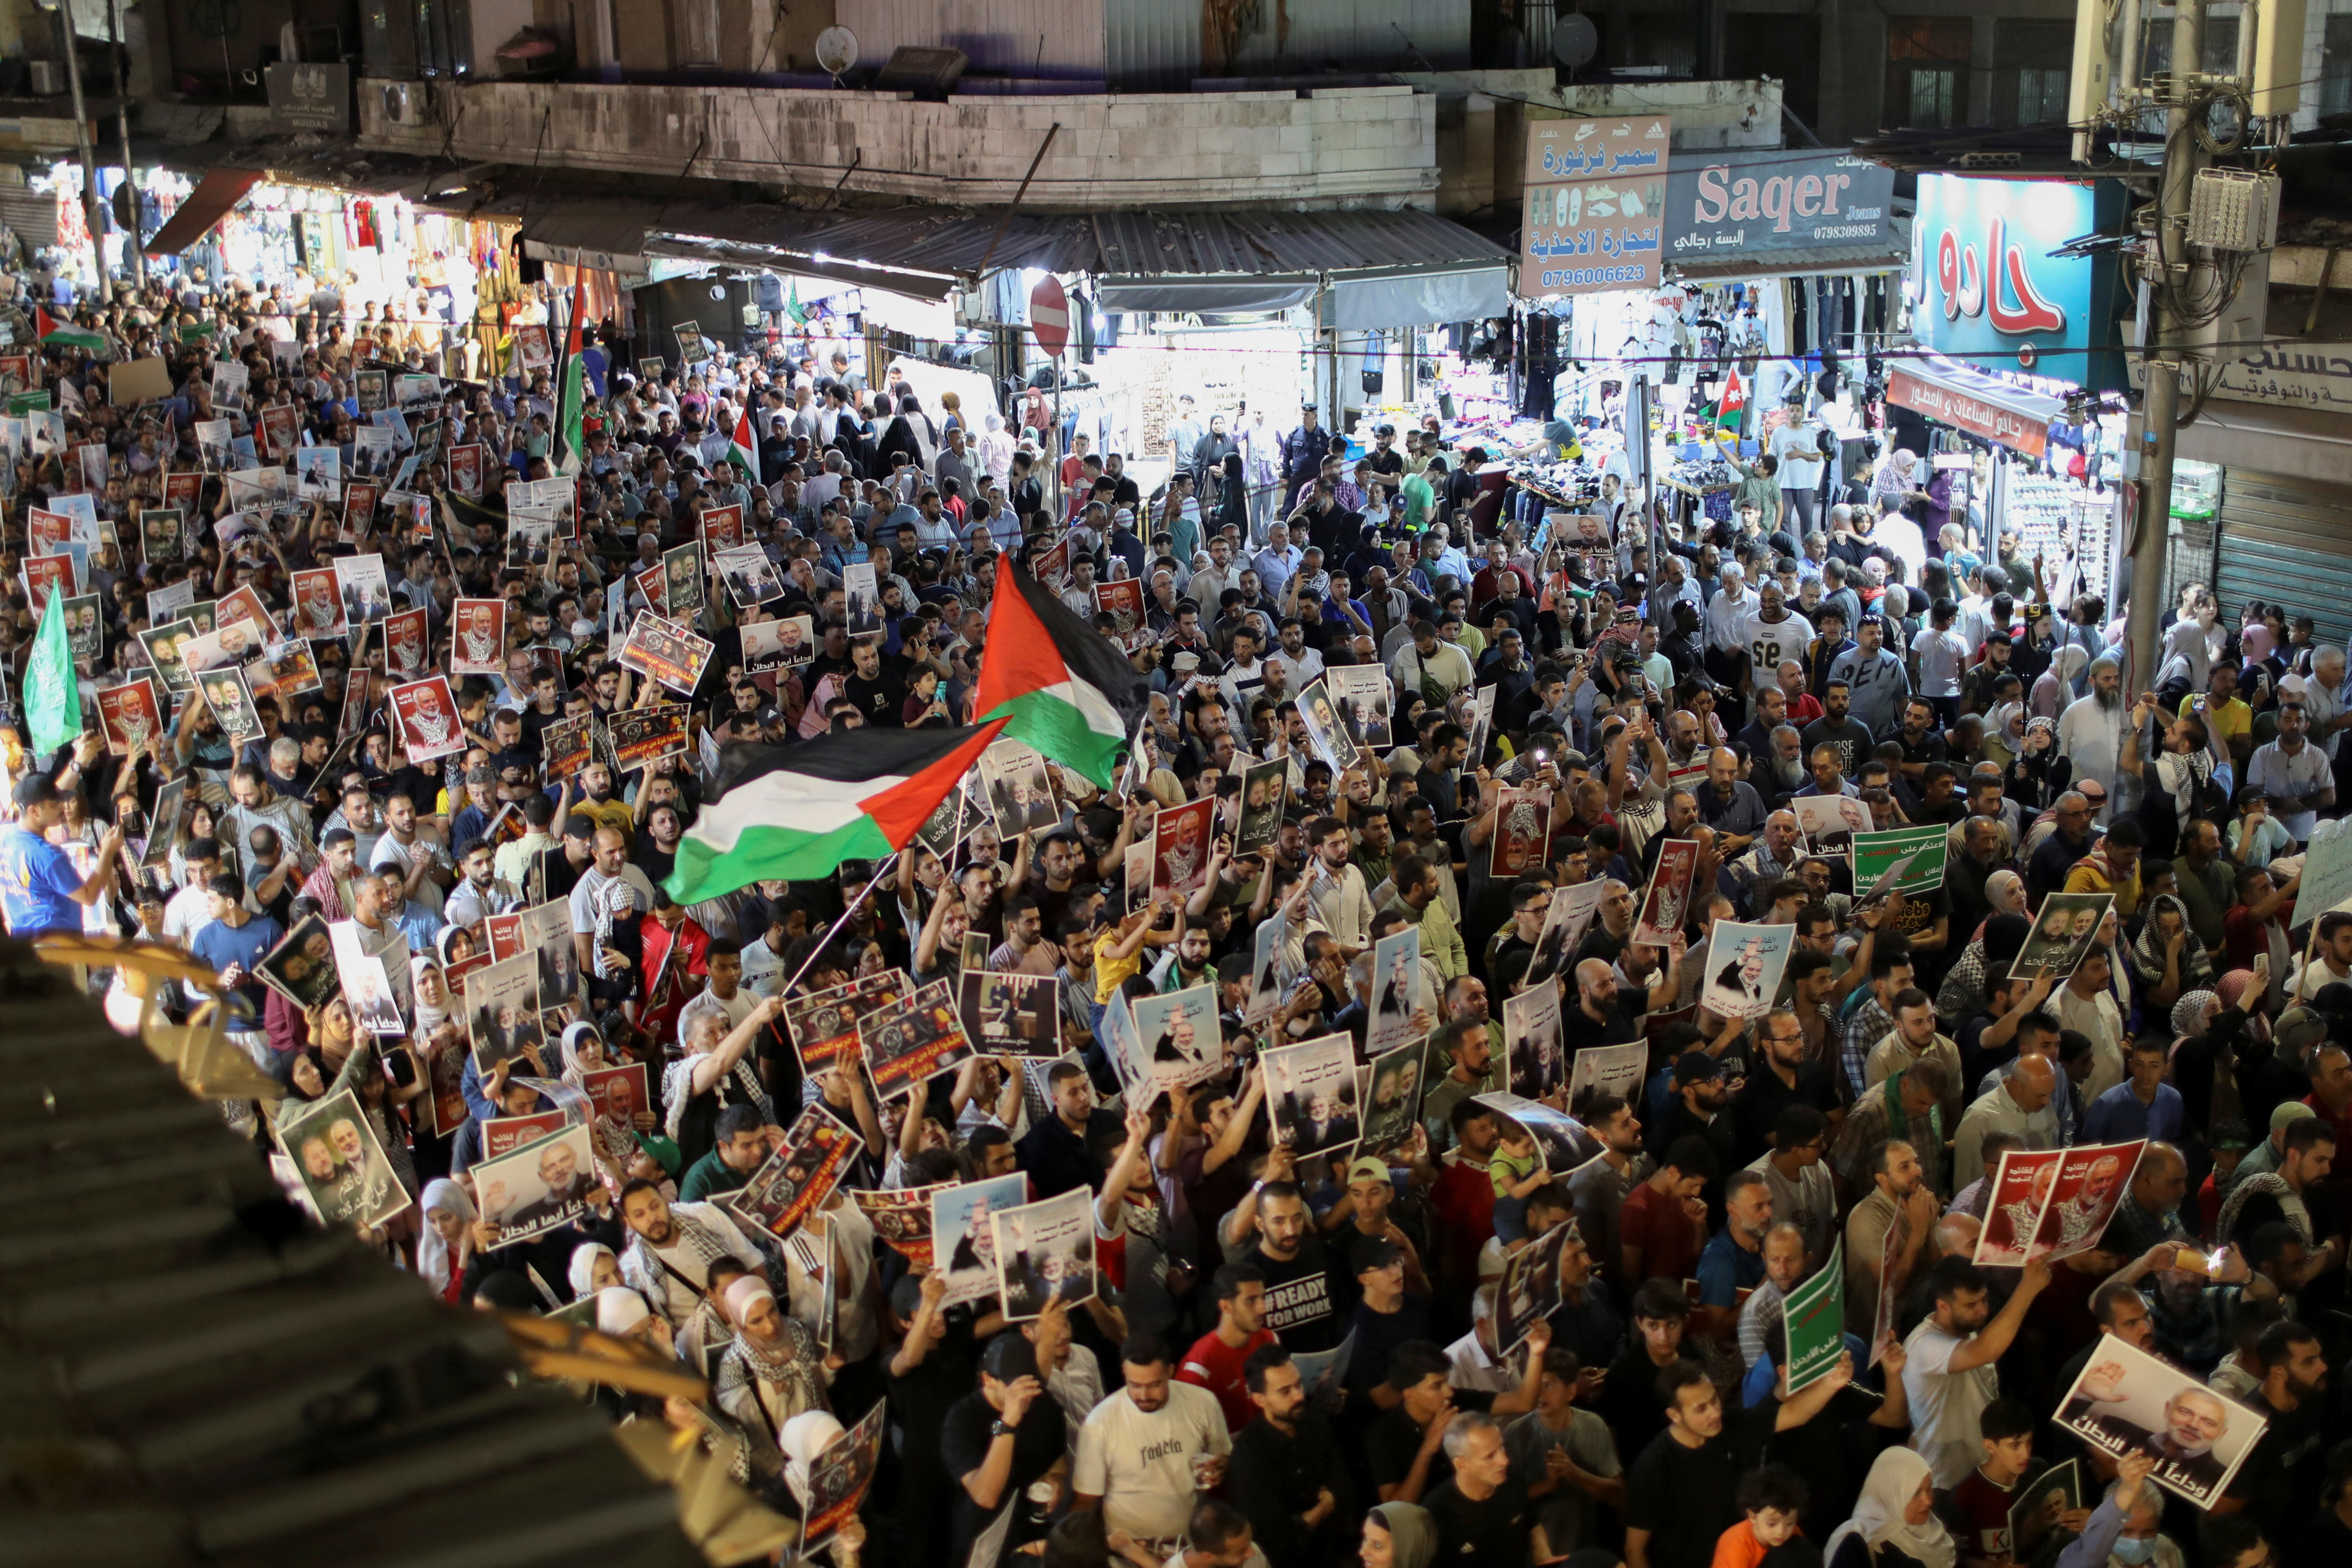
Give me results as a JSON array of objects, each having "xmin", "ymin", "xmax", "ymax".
[
  {"xmin": 2017, "ymin": 67, "xmax": 2069, "ymax": 123},
  {"xmin": 2324, "ymin": 13, "xmax": 2352, "ymax": 117},
  {"xmin": 1997, "ymin": 19, "xmax": 2076, "ymax": 127},
  {"xmin": 1887, "ymin": 18, "xmax": 1973, "ymax": 128}
]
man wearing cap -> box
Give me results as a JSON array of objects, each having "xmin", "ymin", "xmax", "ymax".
[{"xmin": 0, "ymin": 771, "xmax": 124, "ymax": 939}]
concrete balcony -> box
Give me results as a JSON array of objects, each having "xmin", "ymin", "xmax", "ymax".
[{"xmin": 355, "ymin": 79, "xmax": 1440, "ymax": 208}]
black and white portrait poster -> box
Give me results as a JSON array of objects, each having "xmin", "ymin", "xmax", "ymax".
[
  {"xmin": 1264, "ymin": 1033, "xmax": 1362, "ymax": 1162},
  {"xmin": 2054, "ymin": 1336, "xmax": 2265, "ymax": 1508},
  {"xmin": 1357, "ymin": 1041, "xmax": 1427, "ymax": 1165},
  {"xmin": 932, "ymin": 1171, "xmax": 1030, "ymax": 1309},
  {"xmin": 1366, "ymin": 927, "xmax": 1422, "ymax": 1059},
  {"xmin": 957, "ymin": 968, "xmax": 1063, "ymax": 1057},
  {"xmin": 474, "ymin": 1123, "xmax": 601, "ymax": 1247},
  {"xmin": 464, "ymin": 951, "xmax": 545, "ymax": 1074},
  {"xmin": 1129, "ymin": 982, "xmax": 1222, "ymax": 1090},
  {"xmin": 1497, "ymin": 1218, "xmax": 1575, "ymax": 1355},
  {"xmin": 1502, "ymin": 980, "xmax": 1564, "ymax": 1102},
  {"xmin": 991, "ymin": 1185, "xmax": 1098, "ymax": 1321}
]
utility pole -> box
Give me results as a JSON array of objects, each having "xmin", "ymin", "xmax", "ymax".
[
  {"xmin": 54, "ymin": 2, "xmax": 110, "ymax": 302},
  {"xmin": 2124, "ymin": 0, "xmax": 2208, "ymax": 692},
  {"xmin": 109, "ymin": 0, "xmax": 143, "ymax": 291}
]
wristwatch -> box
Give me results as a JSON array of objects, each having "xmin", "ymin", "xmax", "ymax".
[{"xmin": 991, "ymin": 1419, "xmax": 1014, "ymax": 1438}]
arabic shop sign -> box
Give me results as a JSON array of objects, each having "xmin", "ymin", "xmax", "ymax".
[
  {"xmin": 1887, "ymin": 364, "xmax": 2052, "ymax": 459},
  {"xmin": 1663, "ymin": 150, "xmax": 1897, "ymax": 266},
  {"xmin": 2146, "ymin": 342, "xmax": 2352, "ymax": 415},
  {"xmin": 1909, "ymin": 173, "xmax": 2128, "ymax": 390},
  {"xmin": 265, "ymin": 63, "xmax": 351, "ymax": 134},
  {"xmin": 1520, "ymin": 116, "xmax": 1672, "ymax": 299}
]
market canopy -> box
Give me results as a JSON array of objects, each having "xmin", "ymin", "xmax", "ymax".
[
  {"xmin": 1887, "ymin": 354, "xmax": 2065, "ymax": 459},
  {"xmin": 143, "ymin": 168, "xmax": 264, "ymax": 257}
]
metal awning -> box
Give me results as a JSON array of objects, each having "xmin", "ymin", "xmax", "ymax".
[
  {"xmin": 1672, "ymin": 240, "xmax": 1908, "ymax": 283},
  {"xmin": 142, "ymin": 168, "xmax": 263, "ymax": 256},
  {"xmin": 0, "ymin": 184, "xmax": 59, "ymax": 250},
  {"xmin": 2126, "ymin": 400, "xmax": 2352, "ymax": 489},
  {"xmin": 1887, "ymin": 355, "xmax": 2063, "ymax": 458}
]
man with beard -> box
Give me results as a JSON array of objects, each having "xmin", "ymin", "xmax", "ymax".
[
  {"xmin": 2222, "ymin": 1321, "xmax": 2331, "ymax": 1535},
  {"xmin": 617, "ymin": 1177, "xmax": 769, "ymax": 1326},
  {"xmin": 494, "ymin": 1136, "xmax": 601, "ymax": 1233},
  {"xmin": 2058, "ymin": 654, "xmax": 2131, "ymax": 824},
  {"xmin": 570, "ymin": 760, "xmax": 637, "ymax": 846},
  {"xmin": 1741, "ymin": 581, "xmax": 1814, "ymax": 696},
  {"xmin": 1799, "ymin": 679, "xmax": 1875, "ymax": 777},
  {"xmin": 1829, "ymin": 615, "xmax": 1911, "ymax": 738},
  {"xmin": 1908, "ymin": 1253, "xmax": 2055, "ymax": 1485},
  {"xmin": 2060, "ymin": 1363, "xmax": 2237, "ymax": 1500}
]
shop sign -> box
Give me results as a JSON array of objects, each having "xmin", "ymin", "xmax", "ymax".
[
  {"xmin": 266, "ymin": 63, "xmax": 351, "ymax": 135},
  {"xmin": 1519, "ymin": 116, "xmax": 1672, "ymax": 298},
  {"xmin": 1910, "ymin": 173, "xmax": 2127, "ymax": 390},
  {"xmin": 2180, "ymin": 342, "xmax": 2352, "ymax": 414},
  {"xmin": 1664, "ymin": 150, "xmax": 1896, "ymax": 263},
  {"xmin": 1887, "ymin": 365, "xmax": 2050, "ymax": 459}
]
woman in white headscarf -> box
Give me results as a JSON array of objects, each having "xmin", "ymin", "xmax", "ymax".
[
  {"xmin": 977, "ymin": 411, "xmax": 1015, "ymax": 484},
  {"xmin": 712, "ymin": 1275, "xmax": 831, "ymax": 1470},
  {"xmin": 568, "ymin": 1239, "xmax": 623, "ymax": 1301},
  {"xmin": 1825, "ymin": 1449, "xmax": 1954, "ymax": 1568},
  {"xmin": 560, "ymin": 1019, "xmax": 666, "ymax": 1186},
  {"xmin": 416, "ymin": 1178, "xmax": 477, "ymax": 1306}
]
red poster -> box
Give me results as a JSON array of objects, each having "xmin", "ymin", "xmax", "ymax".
[
  {"xmin": 450, "ymin": 598, "xmax": 507, "ymax": 676},
  {"xmin": 96, "ymin": 679, "xmax": 165, "ymax": 756},
  {"xmin": 388, "ymin": 674, "xmax": 467, "ymax": 762},
  {"xmin": 1632, "ymin": 837, "xmax": 1699, "ymax": 948}
]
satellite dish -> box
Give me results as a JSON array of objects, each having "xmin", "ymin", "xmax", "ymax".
[
  {"xmin": 815, "ymin": 25, "xmax": 860, "ymax": 76},
  {"xmin": 1551, "ymin": 15, "xmax": 1598, "ymax": 68}
]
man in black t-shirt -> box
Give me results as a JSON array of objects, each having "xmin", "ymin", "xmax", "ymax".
[
  {"xmin": 939, "ymin": 1333, "xmax": 1067, "ymax": 1563},
  {"xmin": 1624, "ymin": 1356, "xmax": 1851, "ymax": 1568},
  {"xmin": 841, "ymin": 638, "xmax": 908, "ymax": 728},
  {"xmin": 1423, "ymin": 1411, "xmax": 1530, "ymax": 1568},
  {"xmin": 1366, "ymin": 1341, "xmax": 1488, "ymax": 1504},
  {"xmin": 1227, "ymin": 1178, "xmax": 1341, "ymax": 1353}
]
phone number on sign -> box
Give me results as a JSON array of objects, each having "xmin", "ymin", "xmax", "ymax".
[{"xmin": 1538, "ymin": 263, "xmax": 1650, "ymax": 289}]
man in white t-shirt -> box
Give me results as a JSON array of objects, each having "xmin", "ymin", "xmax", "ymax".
[
  {"xmin": 1073, "ymin": 1335, "xmax": 1234, "ymax": 1546},
  {"xmin": 1769, "ymin": 410, "xmax": 1828, "ymax": 534},
  {"xmin": 568, "ymin": 827, "xmax": 657, "ymax": 975},
  {"xmin": 1902, "ymin": 1252, "xmax": 2051, "ymax": 1485}
]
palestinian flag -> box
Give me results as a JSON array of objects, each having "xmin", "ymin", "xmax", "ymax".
[
  {"xmin": 664, "ymin": 720, "xmax": 1006, "ymax": 902},
  {"xmin": 554, "ymin": 275, "xmax": 588, "ymax": 476},
  {"xmin": 975, "ymin": 552, "xmax": 1149, "ymax": 789},
  {"xmin": 729, "ymin": 406, "xmax": 760, "ymax": 484},
  {"xmin": 36, "ymin": 307, "xmax": 105, "ymax": 356}
]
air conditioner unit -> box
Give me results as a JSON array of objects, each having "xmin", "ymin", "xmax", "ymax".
[
  {"xmin": 380, "ymin": 81, "xmax": 430, "ymax": 128},
  {"xmin": 2188, "ymin": 168, "xmax": 2280, "ymax": 252}
]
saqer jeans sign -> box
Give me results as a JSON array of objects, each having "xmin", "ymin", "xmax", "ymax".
[{"xmin": 1662, "ymin": 149, "xmax": 1897, "ymax": 265}]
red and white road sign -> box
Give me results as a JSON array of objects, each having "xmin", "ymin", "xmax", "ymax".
[{"xmin": 1029, "ymin": 275, "xmax": 1070, "ymax": 360}]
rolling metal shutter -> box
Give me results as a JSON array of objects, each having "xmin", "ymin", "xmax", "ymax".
[{"xmin": 2211, "ymin": 467, "xmax": 2352, "ymax": 648}]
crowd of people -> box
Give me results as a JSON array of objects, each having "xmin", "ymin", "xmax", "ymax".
[{"xmin": 3, "ymin": 269, "xmax": 2352, "ymax": 1568}]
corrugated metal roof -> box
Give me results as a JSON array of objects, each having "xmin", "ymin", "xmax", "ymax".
[{"xmin": 1671, "ymin": 241, "xmax": 1906, "ymax": 282}]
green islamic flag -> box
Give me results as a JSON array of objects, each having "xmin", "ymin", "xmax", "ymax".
[
  {"xmin": 1852, "ymin": 823, "xmax": 1949, "ymax": 899},
  {"xmin": 555, "ymin": 350, "xmax": 586, "ymax": 476},
  {"xmin": 1782, "ymin": 1239, "xmax": 1846, "ymax": 1393},
  {"xmin": 26, "ymin": 588, "xmax": 80, "ymax": 760}
]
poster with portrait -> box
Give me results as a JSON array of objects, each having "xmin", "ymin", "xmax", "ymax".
[
  {"xmin": 742, "ymin": 614, "xmax": 816, "ymax": 674},
  {"xmin": 793, "ymin": 1398, "xmax": 887, "ymax": 1558},
  {"xmin": 1632, "ymin": 838, "xmax": 1701, "ymax": 948},
  {"xmin": 715, "ymin": 545, "xmax": 785, "ymax": 610},
  {"xmin": 726, "ymin": 1109, "xmax": 857, "ymax": 1253},
  {"xmin": 1566, "ymin": 1040, "xmax": 1648, "ymax": 1109},
  {"xmin": 1974, "ymin": 1149, "xmax": 2067, "ymax": 1267},
  {"xmin": 22, "ymin": 555, "xmax": 71, "ymax": 616},
  {"xmin": 2006, "ymin": 1461, "xmax": 2082, "ymax": 1568},
  {"xmin": 524, "ymin": 899, "xmax": 580, "ymax": 1011},
  {"xmin": 932, "ymin": 1172, "xmax": 1030, "ymax": 1309},
  {"xmin": 197, "ymin": 664, "xmax": 265, "ymax": 746},
  {"xmin": 251, "ymin": 638, "xmax": 322, "ymax": 703},
  {"xmin": 979, "ymin": 738, "xmax": 1062, "ymax": 840},
  {"xmin": 340, "ymin": 950, "xmax": 407, "ymax": 1038},
  {"xmin": 1357, "ymin": 1041, "xmax": 1427, "ymax": 1165},
  {"xmin": 256, "ymin": 403, "xmax": 300, "ymax": 463},
  {"xmin": 1129, "ymin": 983, "xmax": 1222, "ymax": 1091},
  {"xmin": 851, "ymin": 1183, "xmax": 948, "ymax": 1269},
  {"xmin": 2054, "ymin": 1336, "xmax": 2265, "ymax": 1508},
  {"xmin": 541, "ymin": 715, "xmax": 593, "ymax": 781},
  {"xmin": 444, "ymin": 598, "xmax": 505, "ymax": 676},
  {"xmin": 289, "ymin": 567, "xmax": 346, "ymax": 638},
  {"xmin": 1244, "ymin": 916, "xmax": 1287, "ymax": 1027},
  {"xmin": 1327, "ymin": 664, "xmax": 1395, "ymax": 750},
  {"xmin": 618, "ymin": 611, "xmax": 715, "ymax": 695},
  {"xmin": 60, "ymin": 593, "xmax": 101, "ymax": 670},
  {"xmin": 608, "ymin": 705, "xmax": 690, "ymax": 772},
  {"xmin": 1488, "ymin": 785, "xmax": 1552, "ymax": 879},
  {"xmin": 1530, "ymin": 878, "xmax": 1608, "ymax": 983},
  {"xmin": 257, "ymin": 914, "xmax": 343, "ymax": 1012},
  {"xmin": 514, "ymin": 323, "xmax": 555, "ymax": 372},
  {"xmin": 1233, "ymin": 758, "xmax": 1288, "ymax": 856},
  {"xmin": 483, "ymin": 1112, "xmax": 570, "ymax": 1162},
  {"xmin": 272, "ymin": 1089, "xmax": 412, "ymax": 1232},
  {"xmin": 1502, "ymin": 981, "xmax": 1565, "ymax": 1102},
  {"xmin": 913, "ymin": 788, "xmax": 967, "ymax": 862},
  {"xmin": 2010, "ymin": 893, "xmax": 2115, "ymax": 981},
  {"xmin": 1293, "ymin": 676, "xmax": 1362, "ymax": 775},
  {"xmin": 1034, "ymin": 536, "xmax": 1073, "ymax": 596},
  {"xmin": 1264, "ymin": 1033, "xmax": 1362, "ymax": 1161},
  {"xmin": 446, "ymin": 441, "xmax": 485, "ymax": 499},
  {"xmin": 658, "ymin": 542, "xmax": 705, "ymax": 621},
  {"xmin": 1700, "ymin": 919, "xmax": 1797, "ymax": 1022},
  {"xmin": 2028, "ymin": 1140, "xmax": 2147, "ymax": 1264},
  {"xmin": 1475, "ymin": 1092, "xmax": 1602, "ymax": 1179},
  {"xmin": 334, "ymin": 552, "xmax": 392, "ymax": 624},
  {"xmin": 373, "ymin": 606, "xmax": 425, "ymax": 679},
  {"xmin": 580, "ymin": 1063, "xmax": 649, "ymax": 1134},
  {"xmin": 1790, "ymin": 793, "xmax": 1870, "ymax": 847},
  {"xmin": 1150, "ymin": 797, "xmax": 1217, "ymax": 903},
  {"xmin": 1496, "ymin": 1218, "xmax": 1575, "ymax": 1356},
  {"xmin": 858, "ymin": 977, "xmax": 976, "ymax": 1096},
  {"xmin": 839, "ymin": 561, "xmax": 883, "ymax": 640},
  {"xmin": 672, "ymin": 323, "xmax": 712, "ymax": 365},
  {"xmin": 138, "ymin": 506, "xmax": 185, "ymax": 567},
  {"xmin": 139, "ymin": 777, "xmax": 189, "ymax": 871},
  {"xmin": 1366, "ymin": 927, "xmax": 1422, "ymax": 1059},
  {"xmin": 1092, "ymin": 577, "xmax": 1147, "ymax": 651},
  {"xmin": 464, "ymin": 952, "xmax": 545, "ymax": 1075},
  {"xmin": 957, "ymin": 969, "xmax": 1062, "ymax": 1057},
  {"xmin": 474, "ymin": 1123, "xmax": 599, "ymax": 1248},
  {"xmin": 390, "ymin": 675, "xmax": 468, "ymax": 763},
  {"xmin": 181, "ymin": 618, "xmax": 266, "ymax": 679},
  {"xmin": 992, "ymin": 1186, "xmax": 1097, "ymax": 1320},
  {"xmin": 700, "ymin": 502, "xmax": 745, "ymax": 552},
  {"xmin": 137, "ymin": 617, "xmax": 200, "ymax": 695},
  {"xmin": 210, "ymin": 359, "xmax": 249, "ymax": 413},
  {"xmin": 95, "ymin": 678, "xmax": 165, "ymax": 757},
  {"xmin": 214, "ymin": 581, "xmax": 279, "ymax": 642}
]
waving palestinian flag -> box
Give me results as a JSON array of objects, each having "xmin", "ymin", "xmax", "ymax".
[
  {"xmin": 729, "ymin": 405, "xmax": 760, "ymax": 484},
  {"xmin": 664, "ymin": 721, "xmax": 1006, "ymax": 902},
  {"xmin": 975, "ymin": 552, "xmax": 1149, "ymax": 789},
  {"xmin": 36, "ymin": 307, "xmax": 105, "ymax": 356}
]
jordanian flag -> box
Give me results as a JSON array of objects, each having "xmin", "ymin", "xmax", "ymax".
[
  {"xmin": 730, "ymin": 406, "xmax": 760, "ymax": 484},
  {"xmin": 36, "ymin": 306, "xmax": 105, "ymax": 356},
  {"xmin": 664, "ymin": 720, "xmax": 1006, "ymax": 902},
  {"xmin": 975, "ymin": 552, "xmax": 1148, "ymax": 789},
  {"xmin": 1701, "ymin": 366, "xmax": 1747, "ymax": 435}
]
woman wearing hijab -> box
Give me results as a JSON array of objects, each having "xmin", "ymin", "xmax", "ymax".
[
  {"xmin": 1937, "ymin": 912, "xmax": 2033, "ymax": 1027},
  {"xmin": 417, "ymin": 1178, "xmax": 479, "ymax": 1305},
  {"xmin": 1823, "ymin": 1450, "xmax": 1953, "ymax": 1568},
  {"xmin": 2129, "ymin": 894, "xmax": 2213, "ymax": 1013},
  {"xmin": 2005, "ymin": 717, "xmax": 2072, "ymax": 812},
  {"xmin": 712, "ymin": 1275, "xmax": 832, "ymax": 1471},
  {"xmin": 1361, "ymin": 1502, "xmax": 1438, "ymax": 1568},
  {"xmin": 2030, "ymin": 646, "xmax": 2089, "ymax": 722},
  {"xmin": 568, "ymin": 1239, "xmax": 624, "ymax": 1301},
  {"xmin": 561, "ymin": 1019, "xmax": 675, "ymax": 1188}
]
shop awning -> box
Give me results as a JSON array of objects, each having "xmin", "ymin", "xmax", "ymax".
[
  {"xmin": 1672, "ymin": 241, "xmax": 1908, "ymax": 283},
  {"xmin": 1320, "ymin": 263, "xmax": 1512, "ymax": 329},
  {"xmin": 1887, "ymin": 355, "xmax": 2063, "ymax": 458},
  {"xmin": 1097, "ymin": 275, "xmax": 1321, "ymax": 314},
  {"xmin": 143, "ymin": 167, "xmax": 264, "ymax": 256},
  {"xmin": 2124, "ymin": 399, "xmax": 2352, "ymax": 489},
  {"xmin": 0, "ymin": 185, "xmax": 59, "ymax": 249}
]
